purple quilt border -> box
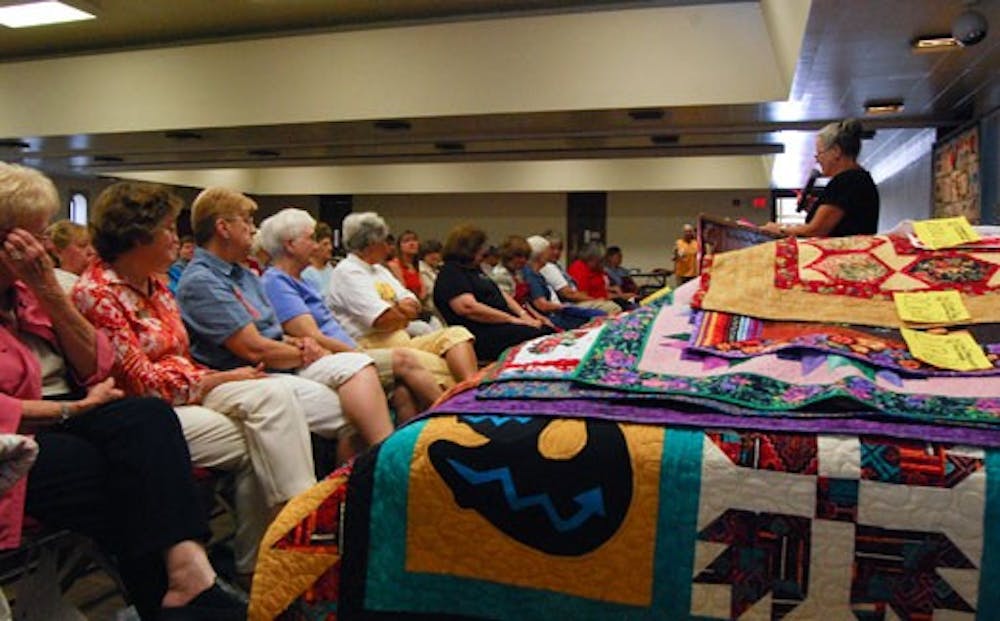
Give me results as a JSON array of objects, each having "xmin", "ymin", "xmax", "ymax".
[{"xmin": 425, "ymin": 388, "xmax": 1000, "ymax": 447}]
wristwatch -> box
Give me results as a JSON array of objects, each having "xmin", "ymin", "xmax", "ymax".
[{"xmin": 59, "ymin": 402, "xmax": 72, "ymax": 423}]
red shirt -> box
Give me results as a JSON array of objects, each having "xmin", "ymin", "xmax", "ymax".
[
  {"xmin": 567, "ymin": 259, "xmax": 609, "ymax": 299},
  {"xmin": 387, "ymin": 259, "xmax": 424, "ymax": 300},
  {"xmin": 73, "ymin": 261, "xmax": 212, "ymax": 406}
]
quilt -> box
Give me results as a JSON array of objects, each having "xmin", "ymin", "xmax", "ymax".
[
  {"xmin": 250, "ymin": 413, "xmax": 1000, "ymax": 620},
  {"xmin": 688, "ymin": 310, "xmax": 1000, "ymax": 377},
  {"xmin": 693, "ymin": 235, "xmax": 1000, "ymax": 328}
]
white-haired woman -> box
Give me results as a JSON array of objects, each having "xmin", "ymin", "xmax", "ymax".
[
  {"xmin": 259, "ymin": 209, "xmax": 443, "ymax": 422},
  {"xmin": 523, "ymin": 235, "xmax": 605, "ymax": 331},
  {"xmin": 763, "ymin": 119, "xmax": 879, "ymax": 237},
  {"xmin": 73, "ymin": 181, "xmax": 319, "ymax": 582},
  {"xmin": 0, "ymin": 164, "xmax": 245, "ymax": 620},
  {"xmin": 326, "ymin": 212, "xmax": 477, "ymax": 384},
  {"xmin": 43, "ymin": 219, "xmax": 95, "ymax": 291}
]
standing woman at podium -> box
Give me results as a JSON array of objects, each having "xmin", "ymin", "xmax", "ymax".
[{"xmin": 764, "ymin": 119, "xmax": 880, "ymax": 238}]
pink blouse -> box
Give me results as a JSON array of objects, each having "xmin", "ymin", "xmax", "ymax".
[
  {"xmin": 73, "ymin": 261, "xmax": 212, "ymax": 406},
  {"xmin": 0, "ymin": 281, "xmax": 113, "ymax": 548}
]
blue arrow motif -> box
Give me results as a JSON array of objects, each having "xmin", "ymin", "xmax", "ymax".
[
  {"xmin": 461, "ymin": 415, "xmax": 534, "ymax": 426},
  {"xmin": 447, "ymin": 458, "xmax": 606, "ymax": 533}
]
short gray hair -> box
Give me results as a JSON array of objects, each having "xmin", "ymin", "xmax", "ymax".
[
  {"xmin": 0, "ymin": 163, "xmax": 59, "ymax": 231},
  {"xmin": 343, "ymin": 212, "xmax": 389, "ymax": 253},
  {"xmin": 525, "ymin": 235, "xmax": 549, "ymax": 261},
  {"xmin": 259, "ymin": 208, "xmax": 315, "ymax": 258},
  {"xmin": 577, "ymin": 241, "xmax": 605, "ymax": 261}
]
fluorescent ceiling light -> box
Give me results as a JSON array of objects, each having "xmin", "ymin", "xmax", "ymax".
[
  {"xmin": 0, "ymin": 1, "xmax": 94, "ymax": 28},
  {"xmin": 864, "ymin": 100, "xmax": 904, "ymax": 115}
]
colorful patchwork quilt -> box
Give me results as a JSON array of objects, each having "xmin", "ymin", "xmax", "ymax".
[
  {"xmin": 250, "ymin": 414, "xmax": 1000, "ymax": 620},
  {"xmin": 249, "ymin": 229, "xmax": 1000, "ymax": 620}
]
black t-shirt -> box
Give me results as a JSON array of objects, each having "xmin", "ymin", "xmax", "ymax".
[
  {"xmin": 433, "ymin": 261, "xmax": 514, "ymax": 326},
  {"xmin": 808, "ymin": 167, "xmax": 880, "ymax": 237}
]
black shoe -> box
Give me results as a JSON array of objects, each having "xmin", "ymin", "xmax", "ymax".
[{"xmin": 158, "ymin": 578, "xmax": 248, "ymax": 621}]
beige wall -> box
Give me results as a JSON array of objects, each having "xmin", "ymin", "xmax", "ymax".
[
  {"xmin": 43, "ymin": 173, "xmax": 770, "ymax": 272},
  {"xmin": 608, "ymin": 190, "xmax": 771, "ymax": 271},
  {"xmin": 353, "ymin": 193, "xmax": 565, "ymax": 248},
  {"xmin": 357, "ymin": 189, "xmax": 771, "ymax": 273}
]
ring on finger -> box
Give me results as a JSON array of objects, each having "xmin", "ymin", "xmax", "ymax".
[{"xmin": 8, "ymin": 250, "xmax": 22, "ymax": 260}]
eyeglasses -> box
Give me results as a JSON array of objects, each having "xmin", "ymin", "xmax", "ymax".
[
  {"xmin": 226, "ymin": 215, "xmax": 256, "ymax": 230},
  {"xmin": 814, "ymin": 146, "xmax": 835, "ymax": 161}
]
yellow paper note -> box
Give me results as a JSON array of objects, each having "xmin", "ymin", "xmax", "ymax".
[
  {"xmin": 912, "ymin": 216, "xmax": 981, "ymax": 249},
  {"xmin": 893, "ymin": 290, "xmax": 971, "ymax": 324},
  {"xmin": 900, "ymin": 327, "xmax": 992, "ymax": 371}
]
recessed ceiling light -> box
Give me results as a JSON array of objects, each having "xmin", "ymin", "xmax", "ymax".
[
  {"xmin": 0, "ymin": 1, "xmax": 95, "ymax": 29},
  {"xmin": 911, "ymin": 35, "xmax": 960, "ymax": 52},
  {"xmin": 864, "ymin": 100, "xmax": 904, "ymax": 115}
]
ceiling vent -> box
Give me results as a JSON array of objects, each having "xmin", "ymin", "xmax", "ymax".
[
  {"xmin": 164, "ymin": 130, "xmax": 204, "ymax": 141},
  {"xmin": 628, "ymin": 109, "xmax": 664, "ymax": 121},
  {"xmin": 434, "ymin": 142, "xmax": 465, "ymax": 151},
  {"xmin": 650, "ymin": 134, "xmax": 679, "ymax": 145},
  {"xmin": 93, "ymin": 155, "xmax": 124, "ymax": 163},
  {"xmin": 247, "ymin": 149, "xmax": 280, "ymax": 158},
  {"xmin": 374, "ymin": 119, "xmax": 412, "ymax": 131}
]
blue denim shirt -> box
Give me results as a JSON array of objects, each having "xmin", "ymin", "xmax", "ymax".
[{"xmin": 176, "ymin": 247, "xmax": 284, "ymax": 370}]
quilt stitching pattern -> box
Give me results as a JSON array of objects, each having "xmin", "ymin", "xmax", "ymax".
[{"xmin": 693, "ymin": 432, "xmax": 985, "ymax": 619}]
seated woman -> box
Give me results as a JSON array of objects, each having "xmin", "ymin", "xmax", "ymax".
[
  {"xmin": 524, "ymin": 236, "xmax": 606, "ymax": 331},
  {"xmin": 42, "ymin": 220, "xmax": 95, "ymax": 292},
  {"xmin": 433, "ymin": 225, "xmax": 551, "ymax": 362},
  {"xmin": 73, "ymin": 182, "xmax": 318, "ymax": 578},
  {"xmin": 417, "ymin": 238, "xmax": 443, "ymax": 318},
  {"xmin": 300, "ymin": 222, "xmax": 336, "ymax": 300},
  {"xmin": 0, "ymin": 163, "xmax": 245, "ymax": 620},
  {"xmin": 259, "ymin": 209, "xmax": 443, "ymax": 423},
  {"xmin": 490, "ymin": 235, "xmax": 531, "ymax": 304},
  {"xmin": 539, "ymin": 233, "xmax": 620, "ymax": 315},
  {"xmin": 569, "ymin": 242, "xmax": 635, "ymax": 311},
  {"xmin": 326, "ymin": 212, "xmax": 478, "ymax": 385},
  {"xmin": 176, "ymin": 188, "xmax": 394, "ymax": 449}
]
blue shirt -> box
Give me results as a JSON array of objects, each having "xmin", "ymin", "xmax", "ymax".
[
  {"xmin": 177, "ymin": 247, "xmax": 284, "ymax": 370},
  {"xmin": 301, "ymin": 263, "xmax": 335, "ymax": 301},
  {"xmin": 261, "ymin": 267, "xmax": 358, "ymax": 348},
  {"xmin": 522, "ymin": 267, "xmax": 558, "ymax": 303}
]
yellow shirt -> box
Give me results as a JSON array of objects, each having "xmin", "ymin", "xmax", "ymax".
[{"xmin": 674, "ymin": 238, "xmax": 699, "ymax": 278}]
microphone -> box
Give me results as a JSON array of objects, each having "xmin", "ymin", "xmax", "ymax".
[{"xmin": 797, "ymin": 169, "xmax": 820, "ymax": 212}]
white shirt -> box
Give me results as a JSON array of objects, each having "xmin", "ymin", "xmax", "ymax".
[
  {"xmin": 326, "ymin": 253, "xmax": 418, "ymax": 340},
  {"xmin": 539, "ymin": 262, "xmax": 570, "ymax": 292}
]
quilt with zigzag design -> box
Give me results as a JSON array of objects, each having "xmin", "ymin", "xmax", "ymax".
[{"xmin": 250, "ymin": 412, "xmax": 1000, "ymax": 620}]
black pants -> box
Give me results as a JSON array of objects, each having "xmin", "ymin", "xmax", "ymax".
[
  {"xmin": 24, "ymin": 397, "xmax": 210, "ymax": 620},
  {"xmin": 467, "ymin": 322, "xmax": 552, "ymax": 361}
]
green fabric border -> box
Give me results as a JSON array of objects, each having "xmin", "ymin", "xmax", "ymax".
[
  {"xmin": 364, "ymin": 420, "xmax": 705, "ymax": 620},
  {"xmin": 651, "ymin": 428, "xmax": 704, "ymax": 619},
  {"xmin": 976, "ymin": 450, "xmax": 1000, "ymax": 618}
]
